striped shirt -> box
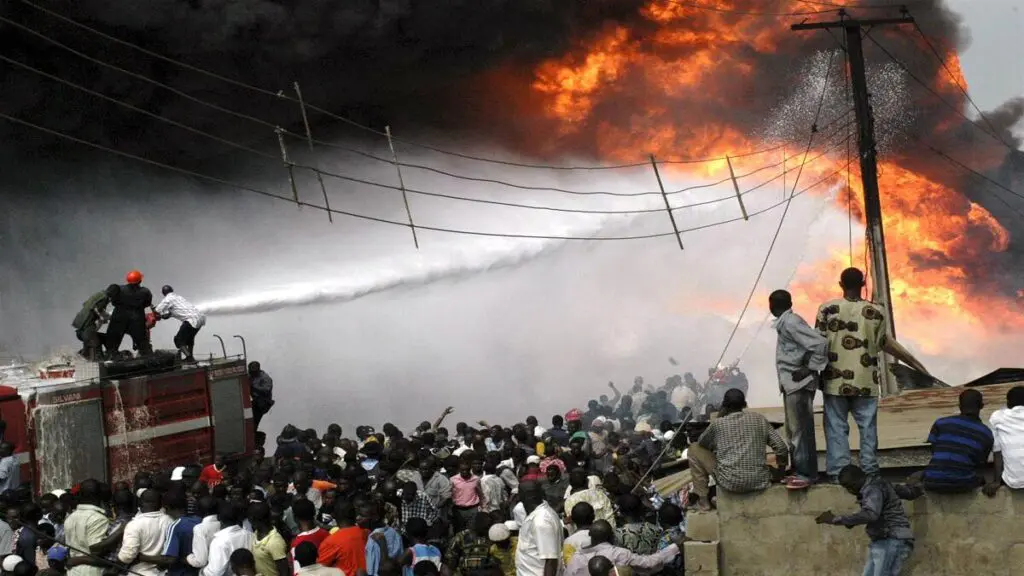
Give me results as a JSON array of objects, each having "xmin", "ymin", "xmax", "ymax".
[{"xmin": 922, "ymin": 414, "xmax": 993, "ymax": 492}]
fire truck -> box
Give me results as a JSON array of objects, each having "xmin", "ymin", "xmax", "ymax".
[{"xmin": 0, "ymin": 350, "xmax": 256, "ymax": 493}]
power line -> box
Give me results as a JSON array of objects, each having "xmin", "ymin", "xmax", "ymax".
[
  {"xmin": 1, "ymin": 10, "xmax": 857, "ymax": 197},
  {"xmin": 0, "ymin": 45, "xmax": 853, "ymax": 215},
  {"xmin": 909, "ymin": 16, "xmax": 1016, "ymax": 150},
  {"xmin": 0, "ymin": 110, "xmax": 846, "ymax": 242},
  {"xmin": 11, "ymin": 0, "xmax": 834, "ymax": 171},
  {"xmin": 663, "ymin": 0, "xmax": 829, "ymax": 17},
  {"xmin": 864, "ymin": 31, "xmax": 1019, "ymax": 153},
  {"xmin": 910, "ymin": 137, "xmax": 1024, "ymax": 219}
]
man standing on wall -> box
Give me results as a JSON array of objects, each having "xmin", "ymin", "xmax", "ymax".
[
  {"xmin": 769, "ymin": 289, "xmax": 828, "ymax": 490},
  {"xmin": 249, "ymin": 362, "xmax": 275, "ymax": 431},
  {"xmin": 816, "ymin": 268, "xmax": 929, "ymax": 481}
]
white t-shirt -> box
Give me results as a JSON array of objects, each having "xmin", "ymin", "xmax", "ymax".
[
  {"xmin": 991, "ymin": 406, "xmax": 1024, "ymax": 489},
  {"xmin": 516, "ymin": 502, "xmax": 564, "ymax": 576}
]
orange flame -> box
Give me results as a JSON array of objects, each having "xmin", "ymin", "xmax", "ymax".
[{"xmin": 528, "ymin": 0, "xmax": 1021, "ymax": 353}]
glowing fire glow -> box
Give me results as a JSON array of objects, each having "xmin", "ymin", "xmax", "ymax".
[{"xmin": 528, "ymin": 0, "xmax": 1022, "ymax": 353}]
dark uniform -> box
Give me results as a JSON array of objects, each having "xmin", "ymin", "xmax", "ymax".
[
  {"xmin": 106, "ymin": 283, "xmax": 154, "ymax": 356},
  {"xmin": 72, "ymin": 286, "xmax": 117, "ymax": 360}
]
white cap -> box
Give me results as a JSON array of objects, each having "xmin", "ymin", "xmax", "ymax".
[
  {"xmin": 488, "ymin": 523, "xmax": 511, "ymax": 542},
  {"xmin": 171, "ymin": 466, "xmax": 186, "ymax": 481},
  {"xmin": 663, "ymin": 430, "xmax": 676, "ymax": 441},
  {"xmin": 526, "ymin": 455, "xmax": 541, "ymax": 465},
  {"xmin": 3, "ymin": 555, "xmax": 24, "ymax": 572},
  {"xmin": 48, "ymin": 489, "xmax": 66, "ymax": 498}
]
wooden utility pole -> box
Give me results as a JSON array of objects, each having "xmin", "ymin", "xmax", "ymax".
[{"xmin": 793, "ymin": 12, "xmax": 913, "ymax": 397}]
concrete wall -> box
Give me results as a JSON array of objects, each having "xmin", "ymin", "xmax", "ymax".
[{"xmin": 714, "ymin": 485, "xmax": 1024, "ymax": 575}]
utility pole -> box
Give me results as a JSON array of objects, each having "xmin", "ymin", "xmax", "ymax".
[{"xmin": 793, "ymin": 11, "xmax": 913, "ymax": 397}]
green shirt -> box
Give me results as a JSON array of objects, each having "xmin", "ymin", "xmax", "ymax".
[{"xmin": 72, "ymin": 291, "xmax": 109, "ymax": 330}]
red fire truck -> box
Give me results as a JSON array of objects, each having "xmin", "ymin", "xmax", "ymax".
[{"xmin": 0, "ymin": 352, "xmax": 255, "ymax": 493}]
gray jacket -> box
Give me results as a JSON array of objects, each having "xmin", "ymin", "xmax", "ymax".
[
  {"xmin": 773, "ymin": 309, "xmax": 828, "ymax": 394},
  {"xmin": 831, "ymin": 477, "xmax": 923, "ymax": 541}
]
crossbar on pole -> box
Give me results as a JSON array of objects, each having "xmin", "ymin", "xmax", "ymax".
[
  {"xmin": 385, "ymin": 126, "xmax": 420, "ymax": 249},
  {"xmin": 275, "ymin": 127, "xmax": 300, "ymax": 207},
  {"xmin": 725, "ymin": 155, "xmax": 749, "ymax": 220},
  {"xmin": 650, "ymin": 154, "xmax": 684, "ymax": 251},
  {"xmin": 293, "ymin": 82, "xmax": 332, "ymax": 223}
]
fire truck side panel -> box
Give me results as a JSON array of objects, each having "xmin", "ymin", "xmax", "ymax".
[
  {"xmin": 31, "ymin": 381, "xmax": 108, "ymax": 494},
  {"xmin": 0, "ymin": 386, "xmax": 30, "ymax": 481}
]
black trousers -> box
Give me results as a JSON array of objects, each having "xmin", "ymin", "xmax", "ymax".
[
  {"xmin": 252, "ymin": 396, "xmax": 273, "ymax": 431},
  {"xmin": 174, "ymin": 322, "xmax": 200, "ymax": 357},
  {"xmin": 106, "ymin": 313, "xmax": 151, "ymax": 355}
]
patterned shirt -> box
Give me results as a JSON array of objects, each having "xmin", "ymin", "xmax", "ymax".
[
  {"xmin": 563, "ymin": 488, "xmax": 616, "ymax": 527},
  {"xmin": 815, "ymin": 297, "xmax": 887, "ymax": 397},
  {"xmin": 614, "ymin": 522, "xmax": 662, "ymax": 556},
  {"xmin": 401, "ymin": 494, "xmax": 439, "ymax": 529},
  {"xmin": 446, "ymin": 530, "xmax": 493, "ymax": 574},
  {"xmin": 154, "ymin": 293, "xmax": 206, "ymax": 329},
  {"xmin": 697, "ymin": 411, "xmax": 789, "ymax": 493}
]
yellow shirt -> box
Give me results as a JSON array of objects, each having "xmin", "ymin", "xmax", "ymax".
[
  {"xmin": 489, "ymin": 538, "xmax": 517, "ymax": 576},
  {"xmin": 253, "ymin": 528, "xmax": 288, "ymax": 576},
  {"xmin": 815, "ymin": 297, "xmax": 887, "ymax": 397}
]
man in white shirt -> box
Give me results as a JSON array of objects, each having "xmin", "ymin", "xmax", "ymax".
[
  {"xmin": 117, "ymin": 489, "xmax": 173, "ymax": 576},
  {"xmin": 154, "ymin": 286, "xmax": 206, "ymax": 362},
  {"xmin": 187, "ymin": 497, "xmax": 222, "ymax": 570},
  {"xmin": 203, "ymin": 502, "xmax": 254, "ymax": 576},
  {"xmin": 66, "ymin": 480, "xmax": 111, "ymax": 576},
  {"xmin": 293, "ymin": 542, "xmax": 343, "ymax": 576},
  {"xmin": 986, "ymin": 386, "xmax": 1024, "ymax": 495},
  {"xmin": 516, "ymin": 482, "xmax": 563, "ymax": 576}
]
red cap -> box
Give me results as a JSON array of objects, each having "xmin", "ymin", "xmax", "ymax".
[
  {"xmin": 126, "ymin": 270, "xmax": 143, "ymax": 284},
  {"xmin": 565, "ymin": 408, "xmax": 583, "ymax": 422}
]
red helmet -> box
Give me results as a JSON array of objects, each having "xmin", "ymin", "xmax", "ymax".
[
  {"xmin": 126, "ymin": 270, "xmax": 143, "ymax": 284},
  {"xmin": 565, "ymin": 408, "xmax": 583, "ymax": 423}
]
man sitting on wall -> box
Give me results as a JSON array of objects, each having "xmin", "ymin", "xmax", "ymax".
[
  {"xmin": 984, "ymin": 386, "xmax": 1024, "ymax": 497},
  {"xmin": 687, "ymin": 389, "xmax": 789, "ymax": 511},
  {"xmin": 916, "ymin": 389, "xmax": 994, "ymax": 493}
]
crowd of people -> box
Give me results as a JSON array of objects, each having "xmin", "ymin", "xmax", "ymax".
[
  {"xmin": 0, "ymin": 400, "xmax": 701, "ymax": 576},
  {"xmin": 28, "ymin": 264, "xmax": 1023, "ymax": 576}
]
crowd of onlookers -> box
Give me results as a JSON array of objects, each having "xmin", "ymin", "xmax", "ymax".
[{"xmin": 0, "ymin": 395, "xmax": 705, "ymax": 576}]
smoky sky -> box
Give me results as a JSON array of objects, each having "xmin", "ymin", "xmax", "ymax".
[{"xmin": 0, "ymin": 0, "xmax": 651, "ymax": 164}]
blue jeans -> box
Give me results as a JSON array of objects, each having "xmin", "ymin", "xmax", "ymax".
[
  {"xmin": 863, "ymin": 538, "xmax": 913, "ymax": 576},
  {"xmin": 783, "ymin": 387, "xmax": 818, "ymax": 481},
  {"xmin": 823, "ymin": 394, "xmax": 879, "ymax": 477}
]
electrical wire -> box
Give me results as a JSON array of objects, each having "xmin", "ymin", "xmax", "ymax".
[
  {"xmin": 10, "ymin": 0, "xmax": 836, "ymax": 171},
  {"xmin": 864, "ymin": 31, "xmax": 1019, "ymax": 152},
  {"xmin": 1, "ymin": 11, "xmax": 858, "ymax": 197},
  {"xmin": 910, "ymin": 137, "xmax": 1024, "ymax": 219},
  {"xmin": 2, "ymin": 47, "xmax": 856, "ymax": 213},
  {"xmin": 632, "ymin": 47, "xmax": 839, "ymax": 491},
  {"xmin": 662, "ymin": 0, "xmax": 829, "ymax": 17},
  {"xmin": 0, "ymin": 110, "xmax": 846, "ymax": 242},
  {"xmin": 909, "ymin": 17, "xmax": 1017, "ymax": 150}
]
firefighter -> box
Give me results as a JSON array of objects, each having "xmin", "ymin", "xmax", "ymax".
[
  {"xmin": 71, "ymin": 284, "xmax": 119, "ymax": 360},
  {"xmin": 154, "ymin": 285, "xmax": 206, "ymax": 362},
  {"xmin": 106, "ymin": 269, "xmax": 156, "ymax": 357},
  {"xmin": 248, "ymin": 361, "xmax": 274, "ymax": 431}
]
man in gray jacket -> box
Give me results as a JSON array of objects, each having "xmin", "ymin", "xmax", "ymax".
[{"xmin": 770, "ymin": 289, "xmax": 828, "ymax": 490}]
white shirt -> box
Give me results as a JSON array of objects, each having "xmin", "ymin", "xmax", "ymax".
[
  {"xmin": 203, "ymin": 525, "xmax": 255, "ymax": 576},
  {"xmin": 515, "ymin": 502, "xmax": 564, "ymax": 576},
  {"xmin": 297, "ymin": 565, "xmax": 345, "ymax": 576},
  {"xmin": 533, "ymin": 426, "xmax": 547, "ymax": 438},
  {"xmin": 117, "ymin": 511, "xmax": 174, "ymax": 576},
  {"xmin": 990, "ymin": 406, "xmax": 1024, "ymax": 489},
  {"xmin": 155, "ymin": 293, "xmax": 206, "ymax": 329},
  {"xmin": 187, "ymin": 515, "xmax": 222, "ymax": 568}
]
